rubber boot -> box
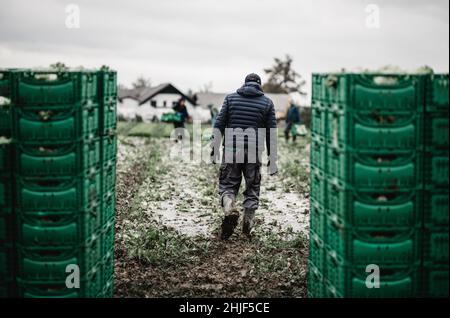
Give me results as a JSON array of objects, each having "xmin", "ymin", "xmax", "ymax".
[
  {"xmin": 242, "ymin": 208, "xmax": 256, "ymax": 238},
  {"xmin": 220, "ymin": 196, "xmax": 239, "ymax": 240}
]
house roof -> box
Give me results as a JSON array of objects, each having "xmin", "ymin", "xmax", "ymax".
[
  {"xmin": 118, "ymin": 83, "xmax": 196, "ymax": 105},
  {"xmin": 196, "ymin": 92, "xmax": 291, "ymax": 115},
  {"xmin": 117, "ymin": 87, "xmax": 141, "ymax": 100}
]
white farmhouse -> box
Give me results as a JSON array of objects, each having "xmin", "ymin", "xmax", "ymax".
[{"xmin": 117, "ymin": 83, "xmax": 210, "ymax": 123}]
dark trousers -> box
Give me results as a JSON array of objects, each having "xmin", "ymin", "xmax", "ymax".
[
  {"xmin": 173, "ymin": 122, "xmax": 185, "ymax": 140},
  {"xmin": 284, "ymin": 122, "xmax": 297, "ymax": 142},
  {"xmin": 218, "ymin": 153, "xmax": 262, "ymax": 210}
]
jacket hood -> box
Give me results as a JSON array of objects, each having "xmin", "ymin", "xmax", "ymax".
[{"xmin": 237, "ymin": 82, "xmax": 264, "ymax": 97}]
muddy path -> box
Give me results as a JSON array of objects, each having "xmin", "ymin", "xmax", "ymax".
[{"xmin": 114, "ymin": 136, "xmax": 311, "ymax": 298}]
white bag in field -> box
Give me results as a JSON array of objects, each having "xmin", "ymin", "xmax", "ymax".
[{"xmin": 295, "ymin": 124, "xmax": 308, "ymax": 136}]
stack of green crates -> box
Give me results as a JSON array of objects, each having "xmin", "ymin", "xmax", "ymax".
[
  {"xmin": 421, "ymin": 74, "xmax": 449, "ymax": 298},
  {"xmin": 309, "ymin": 73, "xmax": 438, "ymax": 298},
  {"xmin": 0, "ymin": 69, "xmax": 15, "ymax": 297},
  {"xmin": 0, "ymin": 68, "xmax": 117, "ymax": 298},
  {"xmin": 97, "ymin": 70, "xmax": 117, "ymax": 298}
]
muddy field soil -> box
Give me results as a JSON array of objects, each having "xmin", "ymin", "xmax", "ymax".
[{"xmin": 114, "ymin": 134, "xmax": 311, "ymax": 298}]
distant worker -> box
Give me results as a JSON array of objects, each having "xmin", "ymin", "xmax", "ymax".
[
  {"xmin": 172, "ymin": 97, "xmax": 190, "ymax": 141},
  {"xmin": 208, "ymin": 104, "xmax": 219, "ymax": 126},
  {"xmin": 284, "ymin": 100, "xmax": 301, "ymax": 143},
  {"xmin": 212, "ymin": 73, "xmax": 278, "ymax": 240}
]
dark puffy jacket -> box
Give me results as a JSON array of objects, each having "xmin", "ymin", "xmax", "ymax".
[
  {"xmin": 286, "ymin": 105, "xmax": 301, "ymax": 124},
  {"xmin": 213, "ymin": 82, "xmax": 277, "ymax": 157},
  {"xmin": 172, "ymin": 103, "xmax": 189, "ymax": 123}
]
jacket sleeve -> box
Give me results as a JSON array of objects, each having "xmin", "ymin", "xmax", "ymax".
[
  {"xmin": 265, "ymin": 100, "xmax": 277, "ymax": 158},
  {"xmin": 212, "ymin": 97, "xmax": 229, "ymax": 149},
  {"xmin": 214, "ymin": 97, "xmax": 228, "ymax": 133}
]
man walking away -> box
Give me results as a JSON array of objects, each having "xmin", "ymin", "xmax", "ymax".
[
  {"xmin": 284, "ymin": 100, "xmax": 301, "ymax": 143},
  {"xmin": 211, "ymin": 73, "xmax": 278, "ymax": 240}
]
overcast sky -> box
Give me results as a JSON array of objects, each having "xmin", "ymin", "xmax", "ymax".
[{"xmin": 0, "ymin": 0, "xmax": 448, "ymax": 99}]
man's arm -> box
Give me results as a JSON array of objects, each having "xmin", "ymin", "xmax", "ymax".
[
  {"xmin": 214, "ymin": 97, "xmax": 229, "ymax": 133},
  {"xmin": 211, "ymin": 97, "xmax": 229, "ymax": 161}
]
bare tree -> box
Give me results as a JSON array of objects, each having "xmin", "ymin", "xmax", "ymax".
[
  {"xmin": 132, "ymin": 76, "xmax": 152, "ymax": 89},
  {"xmin": 263, "ymin": 55, "xmax": 306, "ymax": 95}
]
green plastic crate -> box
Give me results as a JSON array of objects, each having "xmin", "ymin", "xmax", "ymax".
[
  {"xmin": 310, "ymin": 167, "xmax": 326, "ymax": 205},
  {"xmin": 311, "ymin": 74, "xmax": 323, "ymax": 102},
  {"xmin": 311, "ymin": 102, "xmax": 327, "ymax": 138},
  {"xmin": 325, "ymin": 213, "xmax": 421, "ymax": 265},
  {"xmin": 0, "ymin": 246, "xmax": 15, "ymax": 280},
  {"xmin": 423, "ymin": 190, "xmax": 449, "ymax": 227},
  {"xmin": 323, "ymin": 279, "xmax": 344, "ymax": 298},
  {"xmin": 328, "ymin": 106, "xmax": 421, "ymax": 151},
  {"xmin": 310, "ymin": 133, "xmax": 327, "ymax": 171},
  {"xmin": 423, "ymin": 228, "xmax": 449, "ymax": 265},
  {"xmin": 101, "ymin": 275, "xmax": 114, "ymax": 298},
  {"xmin": 101, "ymin": 134, "xmax": 117, "ymax": 163},
  {"xmin": 424, "ymin": 111, "xmax": 449, "ymax": 150},
  {"xmin": 13, "ymin": 104, "xmax": 99, "ymax": 143},
  {"xmin": 16, "ymin": 173, "xmax": 101, "ymax": 212},
  {"xmin": 161, "ymin": 112, "xmax": 183, "ymax": 123},
  {"xmin": 101, "ymin": 96, "xmax": 117, "ymax": 135},
  {"xmin": 422, "ymin": 266, "xmax": 449, "ymax": 298},
  {"xmin": 101, "ymin": 160, "xmax": 116, "ymax": 196},
  {"xmin": 324, "ymin": 250, "xmax": 420, "ymax": 298},
  {"xmin": 98, "ymin": 70, "xmax": 117, "ymax": 136},
  {"xmin": 0, "ymin": 106, "xmax": 11, "ymax": 137},
  {"xmin": 16, "ymin": 203, "xmax": 102, "ymax": 247},
  {"xmin": 313, "ymin": 73, "xmax": 425, "ymax": 111},
  {"xmin": 102, "ymin": 248, "xmax": 114, "ymax": 291},
  {"xmin": 310, "ymin": 199, "xmax": 326, "ymax": 239},
  {"xmin": 326, "ymin": 178, "xmax": 422, "ymax": 227},
  {"xmin": 0, "ymin": 176, "xmax": 13, "ymax": 210},
  {"xmin": 0, "ymin": 214, "xmax": 14, "ymax": 243},
  {"xmin": 0, "ymin": 70, "xmax": 12, "ymax": 98},
  {"xmin": 102, "ymin": 191, "xmax": 115, "ymax": 226},
  {"xmin": 351, "ymin": 74, "xmax": 425, "ymax": 111},
  {"xmin": 308, "ymin": 261, "xmax": 324, "ymax": 298},
  {"xmin": 309, "ymin": 230, "xmax": 325, "ymax": 269},
  {"xmin": 98, "ymin": 70, "xmax": 117, "ymax": 98},
  {"xmin": 327, "ymin": 147, "xmax": 420, "ymax": 190},
  {"xmin": 101, "ymin": 219, "xmax": 114, "ymax": 256},
  {"xmin": 0, "ymin": 142, "xmax": 12, "ymax": 173},
  {"xmin": 12, "ymin": 70, "xmax": 99, "ymax": 106},
  {"xmin": 424, "ymin": 152, "xmax": 449, "ymax": 189},
  {"xmin": 16, "ymin": 265, "xmax": 102, "ymax": 298},
  {"xmin": 426, "ymin": 74, "xmax": 449, "ymax": 111},
  {"xmin": 17, "ymin": 281, "xmax": 80, "ymax": 298},
  {"xmin": 16, "ymin": 139, "xmax": 100, "ymax": 177},
  {"xmin": 312, "ymin": 74, "xmax": 350, "ymax": 105},
  {"xmin": 17, "ymin": 233, "xmax": 102, "ymax": 281}
]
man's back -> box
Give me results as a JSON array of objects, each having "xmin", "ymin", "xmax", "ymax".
[
  {"xmin": 287, "ymin": 105, "xmax": 301, "ymax": 124},
  {"xmin": 213, "ymin": 80, "xmax": 277, "ymax": 157},
  {"xmin": 220, "ymin": 84, "xmax": 275, "ymax": 129}
]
